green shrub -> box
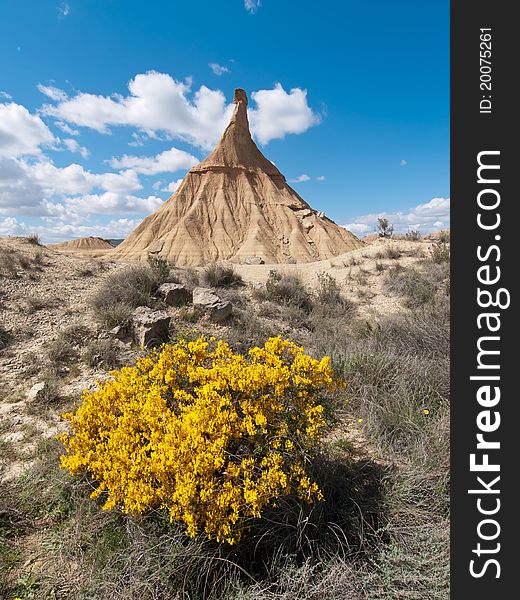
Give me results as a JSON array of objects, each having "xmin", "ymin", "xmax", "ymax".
[{"xmin": 147, "ymin": 254, "xmax": 171, "ymax": 282}]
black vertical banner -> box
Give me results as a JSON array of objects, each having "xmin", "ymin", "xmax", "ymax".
[{"xmin": 451, "ymin": 1, "xmax": 515, "ymax": 598}]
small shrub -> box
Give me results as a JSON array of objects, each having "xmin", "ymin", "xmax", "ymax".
[
  {"xmin": 225, "ymin": 307, "xmax": 278, "ymax": 352},
  {"xmin": 91, "ymin": 265, "xmax": 162, "ymax": 328},
  {"xmin": 201, "ymin": 263, "xmax": 244, "ymax": 288},
  {"xmin": 147, "ymin": 254, "xmax": 171, "ymax": 282},
  {"xmin": 377, "ymin": 217, "xmax": 393, "ymax": 238},
  {"xmin": 83, "ymin": 339, "xmax": 121, "ymax": 370},
  {"xmin": 26, "ymin": 295, "xmax": 53, "ymax": 313},
  {"xmin": 375, "ymin": 261, "xmax": 385, "ymax": 272},
  {"xmin": 47, "ymin": 325, "xmax": 91, "ymax": 372},
  {"xmin": 179, "ymin": 267, "xmax": 201, "ymax": 288},
  {"xmin": 18, "ymin": 254, "xmax": 32, "ymax": 269},
  {"xmin": 0, "ymin": 250, "xmax": 18, "ymax": 278},
  {"xmin": 315, "ymin": 273, "xmax": 354, "ymax": 316},
  {"xmin": 405, "ymin": 229, "xmax": 421, "ymax": 241},
  {"xmin": 430, "ymin": 241, "xmax": 450, "ymax": 264},
  {"xmin": 34, "ymin": 374, "xmax": 62, "ymax": 406},
  {"xmin": 25, "ymin": 234, "xmax": 41, "ymax": 245},
  {"xmin": 384, "ymin": 263, "xmax": 448, "ymax": 308},
  {"xmin": 59, "ymin": 337, "xmax": 342, "ymax": 545},
  {"xmin": 384, "ymin": 247, "xmax": 401, "ymax": 259},
  {"xmin": 437, "ymin": 229, "xmax": 450, "ymax": 243},
  {"xmin": 263, "ymin": 270, "xmax": 313, "ymax": 312},
  {"xmin": 76, "ymin": 266, "xmax": 95, "ymax": 277},
  {"xmin": 94, "ymin": 302, "xmax": 134, "ymax": 330},
  {"xmin": 33, "ymin": 250, "xmax": 45, "ymax": 266},
  {"xmin": 178, "ymin": 305, "xmax": 202, "ymax": 323}
]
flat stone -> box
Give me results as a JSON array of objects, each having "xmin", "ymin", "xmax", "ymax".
[
  {"xmin": 158, "ymin": 283, "xmax": 192, "ymax": 306},
  {"xmin": 243, "ymin": 256, "xmax": 265, "ymax": 265},
  {"xmin": 26, "ymin": 382, "xmax": 46, "ymax": 402},
  {"xmin": 192, "ymin": 287, "xmax": 232, "ymax": 323}
]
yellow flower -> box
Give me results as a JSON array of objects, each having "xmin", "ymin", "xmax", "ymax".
[{"xmin": 58, "ymin": 336, "xmax": 342, "ymax": 544}]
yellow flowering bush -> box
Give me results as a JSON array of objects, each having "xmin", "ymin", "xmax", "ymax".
[{"xmin": 58, "ymin": 336, "xmax": 343, "ymax": 544}]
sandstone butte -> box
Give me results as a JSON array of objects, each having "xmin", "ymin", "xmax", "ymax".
[
  {"xmin": 49, "ymin": 236, "xmax": 114, "ymax": 251},
  {"xmin": 113, "ymin": 88, "xmax": 363, "ymax": 266}
]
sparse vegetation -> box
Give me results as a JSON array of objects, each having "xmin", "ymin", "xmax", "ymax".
[
  {"xmin": 82, "ymin": 339, "xmax": 121, "ymax": 370},
  {"xmin": 375, "ymin": 247, "xmax": 401, "ymax": 260},
  {"xmin": 437, "ymin": 229, "xmax": 450, "ymax": 243},
  {"xmin": 46, "ymin": 325, "xmax": 91, "ymax": 373},
  {"xmin": 377, "ymin": 217, "xmax": 394, "ymax": 238},
  {"xmin": 91, "ymin": 264, "xmax": 167, "ymax": 328},
  {"xmin": 255, "ymin": 270, "xmax": 313, "ymax": 312},
  {"xmin": 147, "ymin": 254, "xmax": 171, "ymax": 282},
  {"xmin": 201, "ymin": 263, "xmax": 244, "ymax": 288},
  {"xmin": 405, "ymin": 229, "xmax": 421, "ymax": 241},
  {"xmin": 430, "ymin": 241, "xmax": 450, "ymax": 264},
  {"xmin": 0, "ymin": 249, "xmax": 19, "ymax": 278},
  {"xmin": 26, "ymin": 295, "xmax": 54, "ymax": 313},
  {"xmin": 384, "ymin": 261, "xmax": 449, "ymax": 308},
  {"xmin": 314, "ymin": 272, "xmax": 354, "ymax": 317},
  {"xmin": 0, "ymin": 234, "xmax": 450, "ymax": 599},
  {"xmin": 25, "ymin": 234, "xmax": 41, "ymax": 246}
]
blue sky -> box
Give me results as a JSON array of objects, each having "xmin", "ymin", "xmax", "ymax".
[{"xmin": 0, "ymin": 0, "xmax": 449, "ymax": 242}]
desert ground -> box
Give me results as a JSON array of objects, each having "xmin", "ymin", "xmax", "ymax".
[{"xmin": 0, "ymin": 233, "xmax": 450, "ymax": 599}]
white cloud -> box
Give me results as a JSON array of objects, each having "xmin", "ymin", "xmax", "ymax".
[
  {"xmin": 400, "ymin": 159, "xmax": 408, "ymax": 167},
  {"xmin": 153, "ymin": 178, "xmax": 183, "ymax": 194},
  {"xmin": 108, "ymin": 146, "xmax": 198, "ymax": 175},
  {"xmin": 54, "ymin": 120, "xmax": 79, "ymax": 136},
  {"xmin": 209, "ymin": 63, "xmax": 230, "ymax": 76},
  {"xmin": 244, "ymin": 0, "xmax": 261, "ymax": 14},
  {"xmin": 63, "ymin": 138, "xmax": 90, "ymax": 159},
  {"xmin": 41, "ymin": 72, "xmax": 232, "ymax": 149},
  {"xmin": 57, "ymin": 3, "xmax": 70, "ymax": 18},
  {"xmin": 62, "ymin": 193, "xmax": 163, "ymax": 216},
  {"xmin": 27, "ymin": 159, "xmax": 142, "ymax": 196},
  {"xmin": 317, "ymin": 175, "xmax": 326, "ymax": 181},
  {"xmin": 0, "ymin": 154, "xmax": 144, "ymax": 217},
  {"xmin": 289, "ymin": 174, "xmax": 311, "ymax": 183},
  {"xmin": 37, "ymin": 84, "xmax": 68, "ymax": 101},
  {"xmin": 0, "ymin": 102, "xmax": 57, "ymax": 157},
  {"xmin": 249, "ymin": 83, "xmax": 321, "ymax": 144},
  {"xmin": 344, "ymin": 197, "xmax": 450, "ymax": 236},
  {"xmin": 0, "ymin": 91, "xmax": 12, "ymax": 100},
  {"xmin": 41, "ymin": 73, "xmax": 320, "ymax": 148}
]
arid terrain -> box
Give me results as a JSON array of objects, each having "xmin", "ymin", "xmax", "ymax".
[{"xmin": 0, "ymin": 233, "xmax": 450, "ymax": 599}]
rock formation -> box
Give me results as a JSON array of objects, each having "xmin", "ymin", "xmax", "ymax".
[
  {"xmin": 114, "ymin": 89, "xmax": 362, "ymax": 266},
  {"xmin": 49, "ymin": 236, "xmax": 114, "ymax": 251}
]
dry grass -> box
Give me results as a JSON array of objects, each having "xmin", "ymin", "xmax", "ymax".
[
  {"xmin": 0, "ymin": 243, "xmax": 450, "ymax": 599},
  {"xmin": 201, "ymin": 264, "xmax": 245, "ymax": 288},
  {"xmin": 91, "ymin": 265, "xmax": 166, "ymax": 328},
  {"xmin": 82, "ymin": 339, "xmax": 121, "ymax": 370}
]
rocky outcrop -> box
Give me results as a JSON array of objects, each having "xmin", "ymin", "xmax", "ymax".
[
  {"xmin": 131, "ymin": 306, "xmax": 171, "ymax": 347},
  {"xmin": 49, "ymin": 236, "xmax": 114, "ymax": 251},
  {"xmin": 157, "ymin": 283, "xmax": 192, "ymax": 306},
  {"xmin": 192, "ymin": 288, "xmax": 232, "ymax": 322},
  {"xmin": 113, "ymin": 89, "xmax": 362, "ymax": 266}
]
